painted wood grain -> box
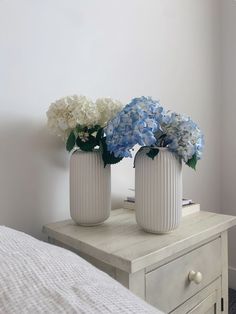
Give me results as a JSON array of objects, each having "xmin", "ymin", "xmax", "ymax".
[
  {"xmin": 171, "ymin": 279, "xmax": 221, "ymax": 314},
  {"xmin": 43, "ymin": 209, "xmax": 236, "ymax": 313},
  {"xmin": 43, "ymin": 209, "xmax": 236, "ymax": 273},
  {"xmin": 146, "ymin": 239, "xmax": 221, "ymax": 312}
]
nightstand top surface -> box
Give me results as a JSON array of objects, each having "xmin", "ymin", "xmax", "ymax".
[{"xmin": 43, "ymin": 209, "xmax": 236, "ymax": 273}]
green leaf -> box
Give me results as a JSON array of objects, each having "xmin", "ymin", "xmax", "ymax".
[
  {"xmin": 96, "ymin": 127, "xmax": 104, "ymax": 141},
  {"xmin": 146, "ymin": 148, "xmax": 159, "ymax": 160},
  {"xmin": 66, "ymin": 131, "xmax": 76, "ymax": 152},
  {"xmin": 76, "ymin": 135, "xmax": 98, "ymax": 152},
  {"xmin": 186, "ymin": 154, "xmax": 198, "ymax": 170},
  {"xmin": 100, "ymin": 138, "xmax": 122, "ymax": 167},
  {"xmin": 88, "ymin": 125, "xmax": 101, "ymax": 135}
]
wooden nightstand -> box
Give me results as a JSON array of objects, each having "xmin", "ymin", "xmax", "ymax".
[{"xmin": 43, "ymin": 209, "xmax": 236, "ymax": 314}]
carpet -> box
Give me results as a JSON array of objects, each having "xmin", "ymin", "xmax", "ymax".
[{"xmin": 229, "ymin": 289, "xmax": 236, "ymax": 314}]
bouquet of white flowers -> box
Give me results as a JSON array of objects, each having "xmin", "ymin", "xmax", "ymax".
[{"xmin": 47, "ymin": 95, "xmax": 123, "ymax": 165}]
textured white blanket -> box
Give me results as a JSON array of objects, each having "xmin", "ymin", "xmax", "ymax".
[{"xmin": 0, "ymin": 226, "xmax": 162, "ymax": 314}]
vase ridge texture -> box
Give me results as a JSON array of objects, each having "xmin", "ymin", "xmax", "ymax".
[
  {"xmin": 135, "ymin": 148, "xmax": 182, "ymax": 233},
  {"xmin": 70, "ymin": 150, "xmax": 111, "ymax": 225}
]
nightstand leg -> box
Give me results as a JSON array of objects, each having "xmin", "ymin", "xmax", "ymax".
[{"xmin": 221, "ymin": 231, "xmax": 228, "ymax": 313}]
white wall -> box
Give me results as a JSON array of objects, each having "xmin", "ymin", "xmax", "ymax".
[
  {"xmin": 221, "ymin": 0, "xmax": 236, "ymax": 289},
  {"xmin": 0, "ymin": 0, "xmax": 221, "ymax": 239}
]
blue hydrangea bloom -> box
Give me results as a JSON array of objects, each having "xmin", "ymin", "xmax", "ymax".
[
  {"xmin": 157, "ymin": 112, "xmax": 204, "ymax": 163},
  {"xmin": 105, "ymin": 96, "xmax": 204, "ymax": 166},
  {"xmin": 105, "ymin": 97, "xmax": 165, "ymax": 158}
]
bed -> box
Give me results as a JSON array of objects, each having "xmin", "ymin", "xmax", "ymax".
[{"xmin": 0, "ymin": 226, "xmax": 162, "ymax": 314}]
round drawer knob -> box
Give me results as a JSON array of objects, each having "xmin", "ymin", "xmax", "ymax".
[{"xmin": 188, "ymin": 270, "xmax": 203, "ymax": 284}]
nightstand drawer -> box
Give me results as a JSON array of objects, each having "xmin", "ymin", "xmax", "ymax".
[
  {"xmin": 171, "ymin": 279, "xmax": 221, "ymax": 314},
  {"xmin": 146, "ymin": 238, "xmax": 221, "ymax": 313}
]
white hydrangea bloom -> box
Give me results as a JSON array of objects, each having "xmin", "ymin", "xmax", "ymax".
[
  {"xmin": 47, "ymin": 100, "xmax": 71, "ymax": 140},
  {"xmin": 47, "ymin": 95, "xmax": 99, "ymax": 141},
  {"xmin": 96, "ymin": 97, "xmax": 123, "ymax": 127},
  {"xmin": 47, "ymin": 95, "xmax": 123, "ymax": 142},
  {"xmin": 68, "ymin": 95, "xmax": 99, "ymax": 127}
]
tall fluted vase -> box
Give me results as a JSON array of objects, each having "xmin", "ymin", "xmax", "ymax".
[
  {"xmin": 70, "ymin": 150, "xmax": 111, "ymax": 225},
  {"xmin": 135, "ymin": 148, "xmax": 182, "ymax": 233}
]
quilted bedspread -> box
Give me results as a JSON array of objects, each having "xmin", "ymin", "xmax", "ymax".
[{"xmin": 0, "ymin": 226, "xmax": 162, "ymax": 314}]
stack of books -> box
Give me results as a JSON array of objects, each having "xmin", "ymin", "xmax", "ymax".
[{"xmin": 123, "ymin": 196, "xmax": 200, "ymax": 216}]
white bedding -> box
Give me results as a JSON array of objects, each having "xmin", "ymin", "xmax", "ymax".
[{"xmin": 0, "ymin": 226, "xmax": 162, "ymax": 314}]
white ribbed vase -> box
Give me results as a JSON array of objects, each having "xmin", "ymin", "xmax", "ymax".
[
  {"xmin": 135, "ymin": 148, "xmax": 182, "ymax": 234},
  {"xmin": 70, "ymin": 150, "xmax": 111, "ymax": 225}
]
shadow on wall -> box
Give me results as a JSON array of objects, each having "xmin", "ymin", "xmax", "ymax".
[{"xmin": 0, "ymin": 117, "xmax": 70, "ymax": 239}]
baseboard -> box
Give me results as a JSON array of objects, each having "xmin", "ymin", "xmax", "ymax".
[{"xmin": 229, "ymin": 266, "xmax": 236, "ymax": 289}]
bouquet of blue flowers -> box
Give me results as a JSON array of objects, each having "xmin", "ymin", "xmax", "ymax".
[{"xmin": 105, "ymin": 97, "xmax": 204, "ymax": 169}]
